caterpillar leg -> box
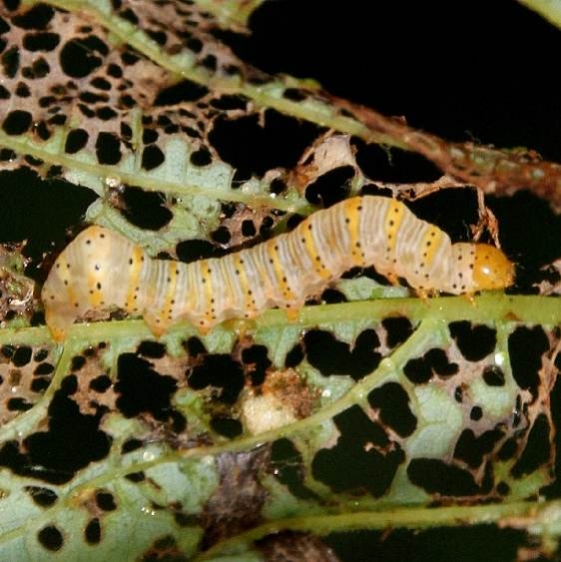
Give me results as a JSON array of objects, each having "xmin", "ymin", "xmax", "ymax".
[
  {"xmin": 43, "ymin": 299, "xmax": 79, "ymax": 341},
  {"xmin": 385, "ymin": 272, "xmax": 400, "ymax": 286},
  {"xmin": 415, "ymin": 288, "xmax": 429, "ymax": 300},
  {"xmin": 464, "ymin": 292, "xmax": 476, "ymax": 305},
  {"xmin": 143, "ymin": 312, "xmax": 172, "ymax": 338},
  {"xmin": 284, "ymin": 307, "xmax": 300, "ymax": 323},
  {"xmin": 221, "ymin": 317, "xmax": 257, "ymax": 338}
]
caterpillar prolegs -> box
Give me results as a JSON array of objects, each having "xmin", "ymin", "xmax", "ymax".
[{"xmin": 42, "ymin": 196, "xmax": 515, "ymax": 341}]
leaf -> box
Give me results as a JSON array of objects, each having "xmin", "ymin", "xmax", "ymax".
[
  {"xmin": 0, "ymin": 1, "xmax": 559, "ymax": 560},
  {"xmin": 516, "ymin": 0, "xmax": 561, "ymax": 30}
]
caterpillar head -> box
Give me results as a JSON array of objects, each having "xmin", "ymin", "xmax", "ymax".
[{"xmin": 472, "ymin": 244, "xmax": 515, "ymax": 291}]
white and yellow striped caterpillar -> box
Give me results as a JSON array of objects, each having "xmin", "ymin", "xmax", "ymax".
[{"xmin": 42, "ymin": 196, "xmax": 515, "ymax": 341}]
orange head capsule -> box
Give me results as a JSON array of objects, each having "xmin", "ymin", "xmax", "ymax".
[{"xmin": 472, "ymin": 244, "xmax": 515, "ymax": 291}]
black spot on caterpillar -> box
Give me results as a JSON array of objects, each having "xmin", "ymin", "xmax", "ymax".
[{"xmin": 42, "ymin": 196, "xmax": 515, "ymax": 340}]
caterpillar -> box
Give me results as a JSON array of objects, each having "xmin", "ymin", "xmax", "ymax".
[{"xmin": 42, "ymin": 196, "xmax": 515, "ymax": 341}]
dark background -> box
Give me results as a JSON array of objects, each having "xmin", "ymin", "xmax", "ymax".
[{"xmin": 244, "ymin": 0, "xmax": 561, "ymax": 160}]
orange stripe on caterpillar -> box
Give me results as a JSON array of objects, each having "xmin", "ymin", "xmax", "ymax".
[{"xmin": 41, "ymin": 196, "xmax": 515, "ymax": 340}]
